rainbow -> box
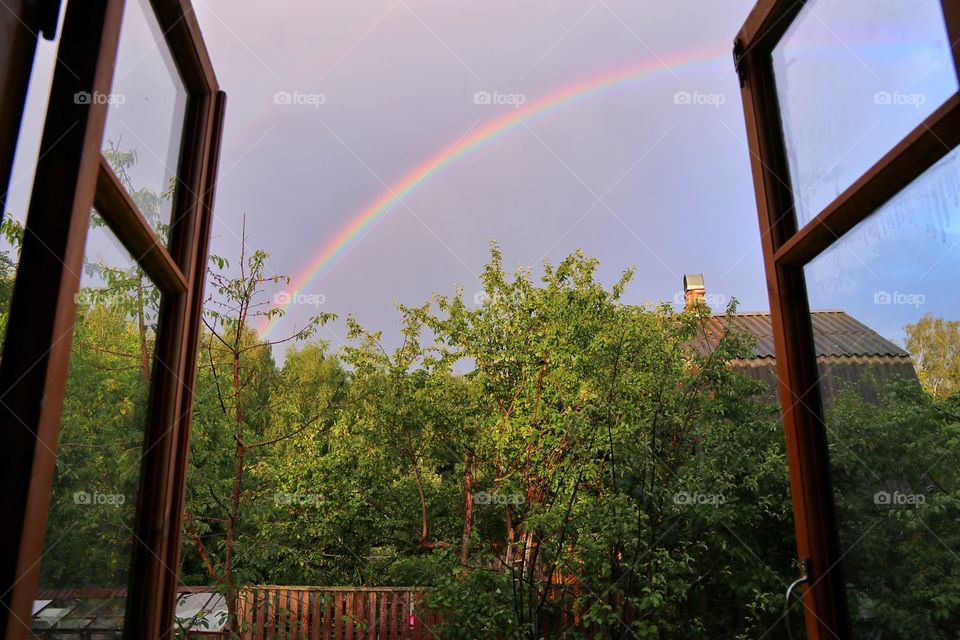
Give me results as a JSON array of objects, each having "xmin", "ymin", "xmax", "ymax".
[{"xmin": 261, "ymin": 48, "xmax": 731, "ymax": 336}]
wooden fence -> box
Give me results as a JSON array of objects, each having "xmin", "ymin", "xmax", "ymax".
[{"xmin": 236, "ymin": 587, "xmax": 439, "ymax": 640}]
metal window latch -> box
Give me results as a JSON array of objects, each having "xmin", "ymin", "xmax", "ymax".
[
  {"xmin": 27, "ymin": 0, "xmax": 62, "ymax": 40},
  {"xmin": 785, "ymin": 557, "xmax": 811, "ymax": 640}
]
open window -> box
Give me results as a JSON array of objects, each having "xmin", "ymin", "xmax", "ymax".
[
  {"xmin": 736, "ymin": 0, "xmax": 960, "ymax": 636},
  {"xmin": 0, "ymin": 0, "xmax": 223, "ymax": 638}
]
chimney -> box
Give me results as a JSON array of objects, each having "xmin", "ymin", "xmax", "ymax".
[{"xmin": 683, "ymin": 274, "xmax": 706, "ymax": 308}]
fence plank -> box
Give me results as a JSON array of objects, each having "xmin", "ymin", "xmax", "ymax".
[
  {"xmin": 334, "ymin": 591, "xmax": 343, "ymax": 640},
  {"xmin": 390, "ymin": 592, "xmax": 399, "ymax": 640},
  {"xmin": 413, "ymin": 592, "xmax": 422, "ymax": 640},
  {"xmin": 378, "ymin": 591, "xmax": 387, "ymax": 640},
  {"xmin": 364, "ymin": 591, "xmax": 373, "ymax": 640},
  {"xmin": 268, "ymin": 588, "xmax": 278, "ymax": 640},
  {"xmin": 301, "ymin": 590, "xmax": 312, "ymax": 640},
  {"xmin": 367, "ymin": 590, "xmax": 375, "ymax": 638},
  {"xmin": 251, "ymin": 589, "xmax": 261, "ymax": 640},
  {"xmin": 235, "ymin": 590, "xmax": 245, "ymax": 640},
  {"xmin": 234, "ymin": 587, "xmax": 441, "ymax": 640},
  {"xmin": 347, "ymin": 591, "xmax": 357, "ymax": 640},
  {"xmin": 309, "ymin": 591, "xmax": 320, "ymax": 640},
  {"xmin": 290, "ymin": 589, "xmax": 300, "ymax": 638},
  {"xmin": 352, "ymin": 590, "xmax": 362, "ymax": 640},
  {"xmin": 360, "ymin": 589, "xmax": 368, "ymax": 638},
  {"xmin": 279, "ymin": 589, "xmax": 289, "ymax": 639},
  {"xmin": 402, "ymin": 591, "xmax": 412, "ymax": 640},
  {"xmin": 322, "ymin": 591, "xmax": 332, "ymax": 640}
]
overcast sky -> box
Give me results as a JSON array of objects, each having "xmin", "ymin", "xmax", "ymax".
[
  {"xmin": 187, "ymin": 0, "xmax": 765, "ymax": 353},
  {"xmin": 15, "ymin": 1, "xmax": 959, "ymax": 359}
]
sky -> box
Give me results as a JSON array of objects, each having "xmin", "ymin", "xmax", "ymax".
[
  {"xmin": 8, "ymin": 0, "xmax": 960, "ymax": 357},
  {"xmin": 187, "ymin": 0, "xmax": 767, "ymax": 353}
]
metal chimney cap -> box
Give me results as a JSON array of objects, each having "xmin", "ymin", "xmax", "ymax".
[{"xmin": 683, "ymin": 274, "xmax": 705, "ymax": 291}]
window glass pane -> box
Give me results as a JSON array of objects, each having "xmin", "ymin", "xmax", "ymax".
[
  {"xmin": 804, "ymin": 148, "xmax": 960, "ymax": 633},
  {"xmin": 773, "ymin": 0, "xmax": 957, "ymax": 227},
  {"xmin": 101, "ymin": 0, "xmax": 187, "ymax": 243},
  {"xmin": 35, "ymin": 216, "xmax": 161, "ymax": 634},
  {"xmin": 0, "ymin": 0, "xmax": 67, "ymax": 362}
]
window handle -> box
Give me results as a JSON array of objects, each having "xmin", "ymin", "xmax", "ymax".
[
  {"xmin": 27, "ymin": 0, "xmax": 61, "ymax": 39},
  {"xmin": 785, "ymin": 557, "xmax": 812, "ymax": 640}
]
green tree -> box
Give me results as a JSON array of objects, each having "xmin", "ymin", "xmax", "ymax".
[
  {"xmin": 32, "ymin": 146, "xmax": 168, "ymax": 589},
  {"xmin": 826, "ymin": 377, "xmax": 960, "ymax": 637},
  {"xmin": 905, "ymin": 313, "xmax": 960, "ymax": 400},
  {"xmin": 340, "ymin": 245, "xmax": 793, "ymax": 638},
  {"xmin": 183, "ymin": 222, "xmax": 339, "ymax": 635}
]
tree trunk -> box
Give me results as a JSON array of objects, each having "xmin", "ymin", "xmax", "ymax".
[
  {"xmin": 459, "ymin": 450, "xmax": 474, "ymax": 566},
  {"xmin": 136, "ymin": 276, "xmax": 150, "ymax": 384},
  {"xmin": 225, "ymin": 351, "xmax": 245, "ymax": 635},
  {"xmin": 401, "ymin": 431, "xmax": 431, "ymax": 547}
]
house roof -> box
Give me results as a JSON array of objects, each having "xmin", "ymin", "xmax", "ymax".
[
  {"xmin": 690, "ymin": 310, "xmax": 917, "ymax": 403},
  {"xmin": 32, "ymin": 588, "xmax": 226, "ymax": 633},
  {"xmin": 691, "ymin": 310, "xmax": 911, "ymax": 360}
]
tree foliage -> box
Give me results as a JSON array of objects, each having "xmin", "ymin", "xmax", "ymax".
[
  {"xmin": 3, "ymin": 157, "xmax": 958, "ymax": 637},
  {"xmin": 906, "ymin": 313, "xmax": 960, "ymax": 400}
]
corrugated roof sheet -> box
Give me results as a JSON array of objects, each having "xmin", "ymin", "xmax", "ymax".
[
  {"xmin": 693, "ymin": 311, "xmax": 911, "ymax": 359},
  {"xmin": 32, "ymin": 588, "xmax": 226, "ymax": 633},
  {"xmin": 729, "ymin": 357, "xmax": 918, "ymax": 404}
]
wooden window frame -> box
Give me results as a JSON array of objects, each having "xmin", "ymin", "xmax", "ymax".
[
  {"xmin": 0, "ymin": 0, "xmax": 224, "ymax": 639},
  {"xmin": 734, "ymin": 1, "xmax": 960, "ymax": 637}
]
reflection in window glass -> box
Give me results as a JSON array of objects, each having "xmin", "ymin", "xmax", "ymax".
[
  {"xmin": 773, "ymin": 0, "xmax": 956, "ymax": 226},
  {"xmin": 102, "ymin": 0, "xmax": 186, "ymax": 242},
  {"xmin": 0, "ymin": 1, "xmax": 67, "ymax": 364},
  {"xmin": 805, "ymin": 148, "xmax": 960, "ymax": 632},
  {"xmin": 36, "ymin": 217, "xmax": 160, "ymax": 635}
]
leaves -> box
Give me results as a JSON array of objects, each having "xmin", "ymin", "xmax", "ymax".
[{"xmin": 10, "ymin": 185, "xmax": 955, "ymax": 638}]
